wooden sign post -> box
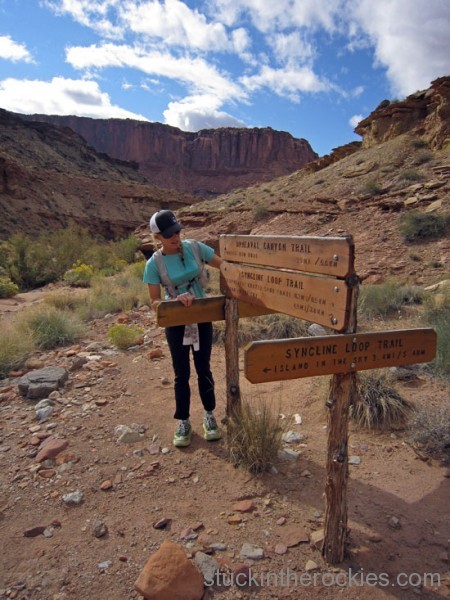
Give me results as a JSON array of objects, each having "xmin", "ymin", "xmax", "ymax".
[{"xmin": 156, "ymin": 233, "xmax": 436, "ymax": 565}]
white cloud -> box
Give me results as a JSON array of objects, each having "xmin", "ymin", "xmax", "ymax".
[
  {"xmin": 43, "ymin": 0, "xmax": 124, "ymax": 39},
  {"xmin": 351, "ymin": 0, "xmax": 450, "ymax": 96},
  {"xmin": 212, "ymin": 0, "xmax": 343, "ymax": 33},
  {"xmin": 0, "ymin": 35, "xmax": 35, "ymax": 63},
  {"xmin": 117, "ymin": 0, "xmax": 232, "ymax": 51},
  {"xmin": 66, "ymin": 43, "xmax": 246, "ymax": 101},
  {"xmin": 349, "ymin": 114, "xmax": 363, "ymax": 128},
  {"xmin": 163, "ymin": 94, "xmax": 246, "ymax": 131},
  {"xmin": 0, "ymin": 76, "xmax": 148, "ymax": 119},
  {"xmin": 268, "ymin": 31, "xmax": 315, "ymax": 65},
  {"xmin": 241, "ymin": 65, "xmax": 334, "ymax": 101}
]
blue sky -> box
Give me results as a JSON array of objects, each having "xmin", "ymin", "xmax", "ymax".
[{"xmin": 0, "ymin": 0, "xmax": 449, "ymax": 157}]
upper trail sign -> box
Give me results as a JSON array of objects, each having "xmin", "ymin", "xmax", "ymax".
[
  {"xmin": 219, "ymin": 234, "xmax": 355, "ymax": 332},
  {"xmin": 220, "ymin": 235, "xmax": 354, "ymax": 278}
]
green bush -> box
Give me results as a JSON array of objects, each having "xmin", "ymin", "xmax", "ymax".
[
  {"xmin": 113, "ymin": 235, "xmax": 142, "ymax": 264},
  {"xmin": 0, "ymin": 320, "xmax": 35, "ymax": 377},
  {"xmin": 351, "ymin": 370, "xmax": 414, "ymax": 430},
  {"xmin": 1, "ymin": 226, "xmax": 143, "ymax": 291},
  {"xmin": 0, "ymin": 276, "xmax": 19, "ymax": 298},
  {"xmin": 63, "ymin": 262, "xmax": 95, "ymax": 287},
  {"xmin": 18, "ymin": 305, "xmax": 85, "ymax": 349},
  {"xmin": 400, "ymin": 211, "xmax": 450, "ymax": 242},
  {"xmin": 107, "ymin": 324, "xmax": 144, "ymax": 349}
]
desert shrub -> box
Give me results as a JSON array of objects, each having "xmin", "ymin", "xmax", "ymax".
[
  {"xmin": 229, "ymin": 397, "xmax": 286, "ymax": 472},
  {"xmin": 107, "ymin": 324, "xmax": 144, "ymax": 349},
  {"xmin": 213, "ymin": 313, "xmax": 309, "ymax": 346},
  {"xmin": 254, "ymin": 205, "xmax": 269, "ymax": 220},
  {"xmin": 77, "ymin": 277, "xmax": 141, "ymax": 320},
  {"xmin": 0, "ymin": 276, "xmax": 19, "ymax": 298},
  {"xmin": 350, "ymin": 370, "xmax": 414, "ymax": 430},
  {"xmin": 412, "ymin": 150, "xmax": 433, "ymax": 165},
  {"xmin": 358, "ymin": 280, "xmax": 405, "ymax": 320},
  {"xmin": 408, "ymin": 407, "xmax": 450, "ymax": 461},
  {"xmin": 411, "ymin": 139, "xmax": 428, "ymax": 149},
  {"xmin": 363, "ymin": 179, "xmax": 383, "ymax": 196},
  {"xmin": 400, "ymin": 169, "xmax": 423, "ymax": 181},
  {"xmin": 113, "ymin": 235, "xmax": 142, "ymax": 264},
  {"xmin": 44, "ymin": 289, "xmax": 88, "ymax": 310},
  {"xmin": 0, "ymin": 320, "xmax": 35, "ymax": 377},
  {"xmin": 18, "ymin": 305, "xmax": 84, "ymax": 349},
  {"xmin": 423, "ymin": 288, "xmax": 450, "ymax": 376},
  {"xmin": 63, "ymin": 262, "xmax": 95, "ymax": 287},
  {"xmin": 128, "ymin": 260, "xmax": 146, "ymax": 280},
  {"xmin": 400, "ymin": 211, "xmax": 450, "ymax": 242}
]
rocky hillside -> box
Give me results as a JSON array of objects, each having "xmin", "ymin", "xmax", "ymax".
[
  {"xmin": 21, "ymin": 115, "xmax": 317, "ymax": 197},
  {"xmin": 138, "ymin": 77, "xmax": 449, "ymax": 287},
  {"xmin": 0, "ymin": 109, "xmax": 199, "ymax": 239}
]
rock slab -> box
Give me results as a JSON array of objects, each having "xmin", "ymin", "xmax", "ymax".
[{"xmin": 18, "ymin": 367, "xmax": 68, "ymax": 399}]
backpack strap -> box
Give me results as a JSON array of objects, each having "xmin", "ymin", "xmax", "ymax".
[
  {"xmin": 185, "ymin": 239, "xmax": 209, "ymax": 289},
  {"xmin": 153, "ymin": 250, "xmax": 178, "ymax": 299}
]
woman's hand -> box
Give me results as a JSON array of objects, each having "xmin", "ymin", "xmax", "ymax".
[{"xmin": 176, "ymin": 292, "xmax": 195, "ymax": 307}]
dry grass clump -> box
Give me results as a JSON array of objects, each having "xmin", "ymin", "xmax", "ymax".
[
  {"xmin": 350, "ymin": 370, "xmax": 414, "ymax": 430},
  {"xmin": 408, "ymin": 406, "xmax": 450, "ymax": 462},
  {"xmin": 0, "ymin": 319, "xmax": 35, "ymax": 377},
  {"xmin": 17, "ymin": 305, "xmax": 85, "ymax": 350},
  {"xmin": 228, "ymin": 397, "xmax": 287, "ymax": 472},
  {"xmin": 213, "ymin": 313, "xmax": 309, "ymax": 346}
]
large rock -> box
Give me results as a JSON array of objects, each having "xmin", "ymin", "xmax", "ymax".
[
  {"xmin": 134, "ymin": 541, "xmax": 204, "ymax": 600},
  {"xmin": 18, "ymin": 367, "xmax": 68, "ymax": 399}
]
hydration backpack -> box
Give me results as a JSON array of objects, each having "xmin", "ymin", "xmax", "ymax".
[{"xmin": 153, "ymin": 239, "xmax": 210, "ymax": 299}]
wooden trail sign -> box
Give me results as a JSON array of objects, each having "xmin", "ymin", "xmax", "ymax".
[
  {"xmin": 220, "ymin": 234, "xmax": 354, "ymax": 278},
  {"xmin": 244, "ymin": 329, "xmax": 437, "ymax": 383},
  {"xmin": 220, "ymin": 262, "xmax": 351, "ymax": 331},
  {"xmin": 156, "ymin": 295, "xmax": 274, "ymax": 327}
]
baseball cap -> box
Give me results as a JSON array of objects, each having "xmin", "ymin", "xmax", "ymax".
[{"xmin": 149, "ymin": 210, "xmax": 183, "ymax": 238}]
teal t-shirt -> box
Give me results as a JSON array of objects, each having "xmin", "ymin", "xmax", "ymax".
[{"xmin": 143, "ymin": 240, "xmax": 214, "ymax": 299}]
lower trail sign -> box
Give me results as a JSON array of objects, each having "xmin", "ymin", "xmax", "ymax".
[{"xmin": 244, "ymin": 328, "xmax": 437, "ymax": 383}]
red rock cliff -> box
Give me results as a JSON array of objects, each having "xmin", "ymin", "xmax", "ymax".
[{"xmin": 23, "ymin": 116, "xmax": 317, "ymax": 197}]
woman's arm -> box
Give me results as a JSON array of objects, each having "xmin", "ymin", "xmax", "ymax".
[
  {"xmin": 208, "ymin": 254, "xmax": 223, "ymax": 269},
  {"xmin": 148, "ymin": 283, "xmax": 162, "ymax": 311}
]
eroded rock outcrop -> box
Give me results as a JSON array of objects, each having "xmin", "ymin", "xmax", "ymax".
[{"xmin": 355, "ymin": 76, "xmax": 450, "ymax": 150}]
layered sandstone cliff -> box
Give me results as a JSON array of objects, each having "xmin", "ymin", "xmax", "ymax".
[{"xmin": 22, "ymin": 116, "xmax": 318, "ymax": 197}]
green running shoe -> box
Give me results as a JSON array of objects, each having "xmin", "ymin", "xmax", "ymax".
[
  {"xmin": 173, "ymin": 421, "xmax": 192, "ymax": 447},
  {"xmin": 203, "ymin": 413, "xmax": 222, "ymax": 441}
]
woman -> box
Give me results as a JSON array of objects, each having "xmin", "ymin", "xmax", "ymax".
[{"xmin": 143, "ymin": 209, "xmax": 223, "ymax": 447}]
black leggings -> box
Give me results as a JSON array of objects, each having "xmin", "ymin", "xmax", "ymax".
[{"xmin": 165, "ymin": 322, "xmax": 216, "ymax": 420}]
